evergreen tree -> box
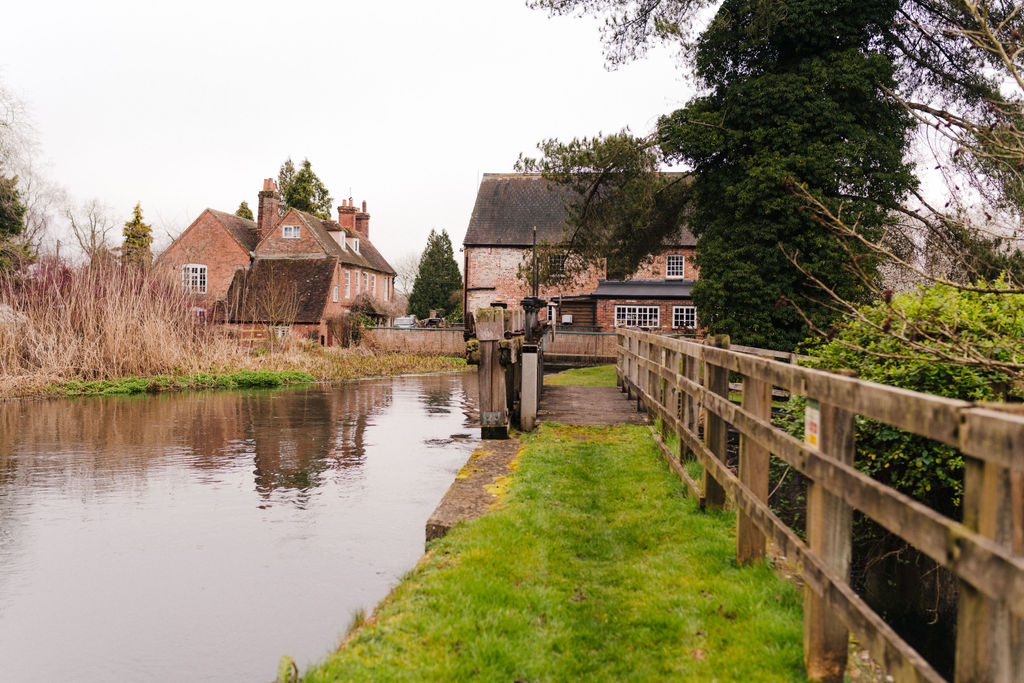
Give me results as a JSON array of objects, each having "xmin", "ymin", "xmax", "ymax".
[
  {"xmin": 277, "ymin": 157, "xmax": 332, "ymax": 219},
  {"xmin": 660, "ymin": 0, "xmax": 917, "ymax": 350},
  {"xmin": 0, "ymin": 174, "xmax": 25, "ymax": 239},
  {"xmin": 121, "ymin": 202, "xmax": 153, "ymax": 268},
  {"xmin": 0, "ymin": 174, "xmax": 29, "ymax": 272},
  {"xmin": 235, "ymin": 201, "xmax": 254, "ymax": 221},
  {"xmin": 408, "ymin": 229, "xmax": 463, "ymax": 319}
]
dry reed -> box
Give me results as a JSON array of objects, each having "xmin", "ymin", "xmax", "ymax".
[{"xmin": 0, "ymin": 260, "xmax": 465, "ymax": 397}]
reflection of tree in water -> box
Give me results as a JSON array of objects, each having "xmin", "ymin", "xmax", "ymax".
[{"xmin": 419, "ymin": 387, "xmax": 453, "ymax": 414}]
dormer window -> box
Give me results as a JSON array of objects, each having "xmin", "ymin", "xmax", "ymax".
[
  {"xmin": 282, "ymin": 225, "xmax": 300, "ymax": 239},
  {"xmin": 352, "ymin": 237, "xmax": 360, "ymax": 254}
]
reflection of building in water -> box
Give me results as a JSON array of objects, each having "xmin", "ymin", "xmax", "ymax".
[{"xmin": 248, "ymin": 381, "xmax": 393, "ymax": 500}]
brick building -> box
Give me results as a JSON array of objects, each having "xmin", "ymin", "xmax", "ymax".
[
  {"xmin": 157, "ymin": 179, "xmax": 396, "ymax": 344},
  {"xmin": 462, "ymin": 173, "xmax": 698, "ymax": 333}
]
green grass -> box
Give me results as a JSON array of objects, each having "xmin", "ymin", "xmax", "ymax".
[
  {"xmin": 303, "ymin": 424, "xmax": 806, "ymax": 682},
  {"xmin": 47, "ymin": 369, "xmax": 316, "ymax": 397},
  {"xmin": 544, "ymin": 364, "xmax": 618, "ymax": 386}
]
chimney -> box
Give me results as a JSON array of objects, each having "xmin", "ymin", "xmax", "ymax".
[
  {"xmin": 257, "ymin": 178, "xmax": 280, "ymax": 239},
  {"xmin": 336, "ymin": 198, "xmax": 357, "ymax": 232},
  {"xmin": 355, "ymin": 200, "xmax": 370, "ymax": 238}
]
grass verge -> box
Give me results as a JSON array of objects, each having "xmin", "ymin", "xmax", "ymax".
[
  {"xmin": 302, "ymin": 423, "xmax": 806, "ymax": 682},
  {"xmin": 543, "ymin": 364, "xmax": 617, "ymax": 386},
  {"xmin": 9, "ymin": 350, "xmax": 467, "ymax": 399}
]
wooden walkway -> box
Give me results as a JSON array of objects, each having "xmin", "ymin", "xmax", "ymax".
[{"xmin": 536, "ymin": 385, "xmax": 647, "ymax": 426}]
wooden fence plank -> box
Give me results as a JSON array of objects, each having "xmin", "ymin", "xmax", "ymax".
[
  {"xmin": 703, "ymin": 335, "xmax": 730, "ymax": 509},
  {"xmin": 804, "ymin": 378, "xmax": 855, "ymax": 682},
  {"xmin": 738, "ymin": 374, "xmax": 771, "ymax": 564}
]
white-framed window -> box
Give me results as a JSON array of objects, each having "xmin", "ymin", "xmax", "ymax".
[
  {"xmin": 615, "ymin": 305, "xmax": 660, "ymax": 328},
  {"xmin": 345, "ymin": 270, "xmax": 351, "ymax": 298},
  {"xmin": 673, "ymin": 305, "xmax": 697, "ymax": 329},
  {"xmin": 548, "ymin": 253, "xmax": 566, "ymax": 276},
  {"xmin": 181, "ymin": 264, "xmax": 207, "ymax": 294},
  {"xmin": 666, "ymin": 254, "xmax": 686, "ymax": 279},
  {"xmin": 384, "ymin": 277, "xmax": 389, "ymax": 302},
  {"xmin": 363, "ymin": 272, "xmax": 368, "ymax": 292},
  {"xmin": 272, "ymin": 325, "xmax": 290, "ymax": 339},
  {"xmin": 333, "ymin": 285, "xmax": 339, "ymax": 303},
  {"xmin": 547, "ymin": 303, "xmax": 557, "ymax": 321},
  {"xmin": 282, "ymin": 225, "xmax": 300, "ymax": 239},
  {"xmin": 372, "ymin": 274, "xmax": 376, "ymax": 296},
  {"xmin": 352, "ymin": 238, "xmax": 360, "ymax": 253}
]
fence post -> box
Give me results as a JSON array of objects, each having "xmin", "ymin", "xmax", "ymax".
[
  {"xmin": 737, "ymin": 373, "xmax": 771, "ymax": 564},
  {"xmin": 520, "ymin": 344, "xmax": 539, "ymax": 431},
  {"xmin": 954, "ymin": 457, "xmax": 1023, "ymax": 682},
  {"xmin": 702, "ymin": 334, "xmax": 730, "ymax": 510},
  {"xmin": 476, "ymin": 311, "xmax": 507, "ymax": 440},
  {"xmin": 681, "ymin": 351, "xmax": 699, "ymax": 462},
  {"xmin": 803, "ymin": 377, "xmax": 855, "ymax": 682}
]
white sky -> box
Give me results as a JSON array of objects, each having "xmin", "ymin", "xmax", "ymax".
[{"xmin": 2, "ymin": 0, "xmax": 689, "ymax": 264}]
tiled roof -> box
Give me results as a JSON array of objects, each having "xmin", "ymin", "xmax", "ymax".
[
  {"xmin": 463, "ymin": 173, "xmax": 696, "ymax": 247},
  {"xmin": 225, "ymin": 257, "xmax": 336, "ymax": 324},
  {"xmin": 209, "ymin": 209, "xmax": 260, "ymax": 252},
  {"xmin": 285, "ymin": 210, "xmax": 394, "ymax": 274}
]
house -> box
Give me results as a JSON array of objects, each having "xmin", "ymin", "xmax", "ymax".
[
  {"xmin": 462, "ymin": 173, "xmax": 698, "ymax": 333},
  {"xmin": 157, "ymin": 179, "xmax": 397, "ymax": 344}
]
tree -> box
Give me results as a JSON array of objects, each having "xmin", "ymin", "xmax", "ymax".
[
  {"xmin": 408, "ymin": 229, "xmax": 463, "ymax": 319},
  {"xmin": 522, "ymin": 0, "xmax": 1017, "ymax": 350},
  {"xmin": 393, "ymin": 249, "xmax": 423, "ymax": 297},
  {"xmin": 0, "ymin": 174, "xmax": 29, "ymax": 271},
  {"xmin": 67, "ymin": 199, "xmax": 115, "ymax": 266},
  {"xmin": 235, "ymin": 201, "xmax": 254, "ymax": 221},
  {"xmin": 121, "ymin": 202, "xmax": 153, "ymax": 268},
  {"xmin": 277, "ymin": 157, "xmax": 332, "ymax": 219}
]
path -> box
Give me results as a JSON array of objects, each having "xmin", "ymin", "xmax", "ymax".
[{"xmin": 536, "ymin": 384, "xmax": 647, "ymax": 426}]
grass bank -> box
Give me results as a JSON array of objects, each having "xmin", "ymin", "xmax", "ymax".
[
  {"xmin": 302, "ymin": 423, "xmax": 806, "ymax": 682},
  {"xmin": 543, "ymin": 363, "xmax": 617, "ymax": 386}
]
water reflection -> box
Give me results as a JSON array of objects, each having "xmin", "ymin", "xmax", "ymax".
[{"xmin": 0, "ymin": 371, "xmax": 478, "ymax": 683}]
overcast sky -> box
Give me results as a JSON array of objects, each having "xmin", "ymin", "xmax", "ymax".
[{"xmin": 2, "ymin": 0, "xmax": 690, "ymax": 264}]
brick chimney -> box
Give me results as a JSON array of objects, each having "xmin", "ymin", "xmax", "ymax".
[
  {"xmin": 336, "ymin": 198, "xmax": 357, "ymax": 232},
  {"xmin": 355, "ymin": 200, "xmax": 370, "ymax": 238},
  {"xmin": 257, "ymin": 178, "xmax": 280, "ymax": 239}
]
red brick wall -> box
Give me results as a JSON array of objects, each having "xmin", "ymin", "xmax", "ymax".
[
  {"xmin": 155, "ymin": 210, "xmax": 250, "ymax": 306},
  {"xmin": 256, "ymin": 209, "xmax": 328, "ymax": 257},
  {"xmin": 465, "ymin": 246, "xmax": 603, "ymax": 316},
  {"xmin": 595, "ymin": 299, "xmax": 697, "ymax": 333}
]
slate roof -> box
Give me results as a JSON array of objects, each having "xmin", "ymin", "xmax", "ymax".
[
  {"xmin": 225, "ymin": 257, "xmax": 336, "ymax": 324},
  {"xmin": 591, "ymin": 279, "xmax": 694, "ymax": 299},
  {"xmin": 463, "ymin": 173, "xmax": 696, "ymax": 248},
  {"xmin": 209, "ymin": 209, "xmax": 261, "ymax": 252}
]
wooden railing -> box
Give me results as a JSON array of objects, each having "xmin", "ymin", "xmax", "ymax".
[{"xmin": 616, "ymin": 329, "xmax": 1023, "ymax": 683}]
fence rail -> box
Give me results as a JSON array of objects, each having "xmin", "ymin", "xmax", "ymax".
[{"xmin": 616, "ymin": 329, "xmax": 1023, "ymax": 683}]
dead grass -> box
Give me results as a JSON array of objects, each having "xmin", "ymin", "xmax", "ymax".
[{"xmin": 0, "ymin": 260, "xmax": 465, "ymax": 398}]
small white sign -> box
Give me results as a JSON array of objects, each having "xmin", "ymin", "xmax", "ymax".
[{"xmin": 805, "ymin": 398, "xmax": 821, "ymax": 450}]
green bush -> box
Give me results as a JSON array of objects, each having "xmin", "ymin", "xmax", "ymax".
[{"xmin": 784, "ymin": 278, "xmax": 1024, "ymax": 518}]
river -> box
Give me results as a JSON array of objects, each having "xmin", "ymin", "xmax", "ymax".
[{"xmin": 0, "ymin": 372, "xmax": 478, "ymax": 682}]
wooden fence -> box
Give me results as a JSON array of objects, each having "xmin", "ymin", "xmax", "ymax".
[
  {"xmin": 363, "ymin": 327, "xmax": 466, "ymax": 356},
  {"xmin": 617, "ymin": 329, "xmax": 1023, "ymax": 683},
  {"xmin": 545, "ymin": 330, "xmax": 617, "ymax": 365}
]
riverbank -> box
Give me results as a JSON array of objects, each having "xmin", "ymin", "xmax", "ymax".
[
  {"xmin": 301, "ymin": 422, "xmax": 806, "ymax": 682},
  {"xmin": 3, "ymin": 347, "xmax": 467, "ymax": 398}
]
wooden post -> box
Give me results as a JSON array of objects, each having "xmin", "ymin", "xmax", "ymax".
[
  {"xmin": 702, "ymin": 334, "xmax": 729, "ymax": 510},
  {"xmin": 954, "ymin": 457, "xmax": 1023, "ymax": 682},
  {"xmin": 520, "ymin": 345, "xmax": 539, "ymax": 431},
  {"xmin": 737, "ymin": 373, "xmax": 771, "ymax": 564},
  {"xmin": 680, "ymin": 352, "xmax": 698, "ymax": 462},
  {"xmin": 476, "ymin": 311, "xmax": 507, "ymax": 440},
  {"xmin": 803, "ymin": 378, "xmax": 855, "ymax": 682}
]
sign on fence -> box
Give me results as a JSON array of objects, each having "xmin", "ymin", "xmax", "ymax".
[{"xmin": 804, "ymin": 398, "xmax": 820, "ymax": 450}]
